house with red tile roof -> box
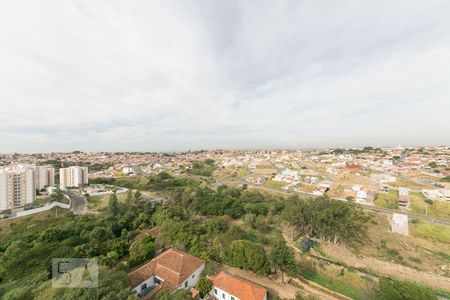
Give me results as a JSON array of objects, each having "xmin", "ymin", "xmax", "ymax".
[
  {"xmin": 207, "ymin": 271, "xmax": 267, "ymax": 300},
  {"xmin": 128, "ymin": 248, "xmax": 205, "ymax": 298}
]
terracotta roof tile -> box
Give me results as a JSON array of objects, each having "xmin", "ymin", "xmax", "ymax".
[
  {"xmin": 209, "ymin": 271, "xmax": 267, "ymax": 300},
  {"xmin": 191, "ymin": 288, "xmax": 200, "ymax": 298},
  {"xmin": 128, "ymin": 248, "xmax": 205, "ymax": 292}
]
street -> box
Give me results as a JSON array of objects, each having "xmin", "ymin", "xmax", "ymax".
[{"xmin": 63, "ymin": 190, "xmax": 86, "ymax": 215}]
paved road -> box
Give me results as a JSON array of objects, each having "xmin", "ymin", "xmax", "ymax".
[
  {"xmin": 63, "ymin": 190, "xmax": 86, "ymax": 215},
  {"xmin": 215, "ymin": 177, "xmax": 450, "ymax": 226}
]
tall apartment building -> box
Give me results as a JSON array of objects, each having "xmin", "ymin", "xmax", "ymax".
[
  {"xmin": 0, "ymin": 165, "xmax": 36, "ymax": 211},
  {"xmin": 60, "ymin": 166, "xmax": 88, "ymax": 189},
  {"xmin": 35, "ymin": 165, "xmax": 55, "ymax": 190}
]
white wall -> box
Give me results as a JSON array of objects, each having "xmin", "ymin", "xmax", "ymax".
[
  {"xmin": 87, "ymin": 188, "xmax": 128, "ymax": 196},
  {"xmin": 211, "ymin": 282, "xmax": 267, "ymax": 300},
  {"xmin": 178, "ymin": 264, "xmax": 205, "ymax": 289},
  {"xmin": 14, "ymin": 202, "xmax": 70, "ymax": 217},
  {"xmin": 131, "ymin": 263, "xmax": 205, "ymax": 296},
  {"xmin": 82, "ymin": 167, "xmax": 89, "ymax": 185},
  {"xmin": 35, "ymin": 166, "xmax": 55, "ymax": 190},
  {"xmin": 211, "ymin": 286, "xmax": 239, "ymax": 300},
  {"xmin": 25, "ymin": 169, "xmax": 35, "ymax": 204},
  {"xmin": 0, "ymin": 172, "xmax": 6, "ymax": 210},
  {"xmin": 60, "ymin": 166, "xmax": 89, "ymax": 188},
  {"xmin": 132, "ymin": 276, "xmax": 155, "ymax": 296}
]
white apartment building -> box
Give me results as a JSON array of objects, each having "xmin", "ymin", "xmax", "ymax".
[
  {"xmin": 35, "ymin": 165, "xmax": 55, "ymax": 190},
  {"xmin": 60, "ymin": 166, "xmax": 88, "ymax": 189},
  {"xmin": 0, "ymin": 165, "xmax": 36, "ymax": 211}
]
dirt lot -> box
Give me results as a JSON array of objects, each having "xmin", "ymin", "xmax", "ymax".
[{"xmin": 318, "ymin": 213, "xmax": 450, "ymax": 291}]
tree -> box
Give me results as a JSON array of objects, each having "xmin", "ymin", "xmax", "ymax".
[
  {"xmin": 225, "ymin": 240, "xmax": 269, "ymax": 275},
  {"xmin": 285, "ymin": 197, "xmax": 369, "ymax": 246},
  {"xmin": 100, "ymin": 251, "xmax": 119, "ymax": 268},
  {"xmin": 158, "ymin": 220, "xmax": 197, "ymax": 249},
  {"xmin": 157, "ymin": 289, "xmax": 191, "ymax": 300},
  {"xmin": 429, "ymin": 162, "xmax": 438, "ymax": 168},
  {"xmin": 50, "ymin": 188, "xmax": 65, "ymax": 203},
  {"xmin": 108, "ymin": 193, "xmax": 119, "ymax": 216},
  {"xmin": 196, "ymin": 276, "xmax": 213, "ymax": 298},
  {"xmin": 270, "ymin": 239, "xmax": 295, "ymax": 283},
  {"xmin": 189, "ymin": 160, "xmax": 217, "ymax": 176},
  {"xmin": 281, "ymin": 196, "xmax": 309, "ymax": 241},
  {"xmin": 205, "ymin": 158, "xmax": 215, "ymax": 165},
  {"xmin": 128, "ymin": 236, "xmax": 156, "ymax": 268},
  {"xmin": 35, "ymin": 267, "xmax": 135, "ymax": 300},
  {"xmin": 126, "ymin": 190, "xmax": 134, "ymax": 207},
  {"xmin": 134, "ymin": 190, "xmax": 143, "ymax": 203},
  {"xmin": 440, "ymin": 176, "xmax": 450, "ymax": 182}
]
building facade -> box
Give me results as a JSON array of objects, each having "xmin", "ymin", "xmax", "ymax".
[
  {"xmin": 0, "ymin": 165, "xmax": 36, "ymax": 211},
  {"xmin": 60, "ymin": 166, "xmax": 88, "ymax": 189},
  {"xmin": 35, "ymin": 165, "xmax": 55, "ymax": 190}
]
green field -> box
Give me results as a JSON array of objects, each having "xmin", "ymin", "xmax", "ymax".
[
  {"xmin": 295, "ymin": 258, "xmax": 370, "ymax": 300},
  {"xmin": 411, "ymin": 221, "xmax": 450, "ymax": 243},
  {"xmin": 86, "ymin": 192, "xmax": 128, "ymax": 210},
  {"xmin": 389, "ymin": 178, "xmax": 428, "ymax": 189},
  {"xmin": 375, "ymin": 190, "xmax": 398, "ymax": 209},
  {"xmin": 263, "ymin": 180, "xmax": 288, "ymax": 188},
  {"xmin": 237, "ymin": 167, "xmax": 250, "ymax": 177},
  {"xmin": 411, "ymin": 192, "xmax": 450, "ymax": 219}
]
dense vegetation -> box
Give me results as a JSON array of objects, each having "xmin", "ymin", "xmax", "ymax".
[
  {"xmin": 0, "ymin": 193, "xmax": 155, "ymax": 299},
  {"xmin": 225, "ymin": 239, "xmax": 269, "ymax": 274},
  {"xmin": 0, "ymin": 172, "xmax": 442, "ymax": 299},
  {"xmin": 375, "ymin": 277, "xmax": 437, "ymax": 300},
  {"xmin": 282, "ymin": 196, "xmax": 369, "ymax": 245},
  {"xmin": 188, "ymin": 159, "xmax": 217, "ymax": 176}
]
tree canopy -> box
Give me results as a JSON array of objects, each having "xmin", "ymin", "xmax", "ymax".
[
  {"xmin": 225, "ymin": 240, "xmax": 269, "ymax": 275},
  {"xmin": 282, "ymin": 196, "xmax": 369, "ymax": 245}
]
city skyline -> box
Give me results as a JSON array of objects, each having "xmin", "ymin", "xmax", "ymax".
[{"xmin": 1, "ymin": 1, "xmax": 450, "ymax": 153}]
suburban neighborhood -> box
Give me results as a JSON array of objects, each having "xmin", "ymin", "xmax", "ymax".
[
  {"xmin": 1, "ymin": 146, "xmax": 450, "ymax": 299},
  {"xmin": 1, "ymin": 1, "xmax": 450, "ymax": 299}
]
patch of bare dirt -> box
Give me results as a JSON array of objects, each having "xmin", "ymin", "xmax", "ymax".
[{"xmin": 321, "ymin": 241, "xmax": 450, "ymax": 291}]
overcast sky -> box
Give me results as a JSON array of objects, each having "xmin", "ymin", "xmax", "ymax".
[{"xmin": 1, "ymin": 1, "xmax": 449, "ymax": 153}]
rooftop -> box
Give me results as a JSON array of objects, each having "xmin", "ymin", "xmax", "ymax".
[
  {"xmin": 208, "ymin": 271, "xmax": 267, "ymax": 300},
  {"xmin": 128, "ymin": 248, "xmax": 205, "ymax": 292}
]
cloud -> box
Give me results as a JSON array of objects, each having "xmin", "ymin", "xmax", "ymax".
[{"xmin": 0, "ymin": 0, "xmax": 449, "ymax": 153}]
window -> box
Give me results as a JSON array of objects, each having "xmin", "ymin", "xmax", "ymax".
[
  {"xmin": 231, "ymin": 297, "xmax": 235, "ymax": 300},
  {"xmin": 184, "ymin": 281, "xmax": 188, "ymax": 288},
  {"xmin": 141, "ymin": 283, "xmax": 147, "ymax": 292},
  {"xmin": 214, "ymin": 289, "xmax": 217, "ymax": 295},
  {"xmin": 222, "ymin": 293, "xmax": 225, "ymax": 299},
  {"xmin": 192, "ymin": 274, "xmax": 195, "ymax": 278}
]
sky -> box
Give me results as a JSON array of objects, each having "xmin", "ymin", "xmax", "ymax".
[{"xmin": 1, "ymin": 1, "xmax": 450, "ymax": 153}]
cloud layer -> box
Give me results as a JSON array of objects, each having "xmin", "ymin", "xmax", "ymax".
[{"xmin": 1, "ymin": 0, "xmax": 449, "ymax": 153}]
